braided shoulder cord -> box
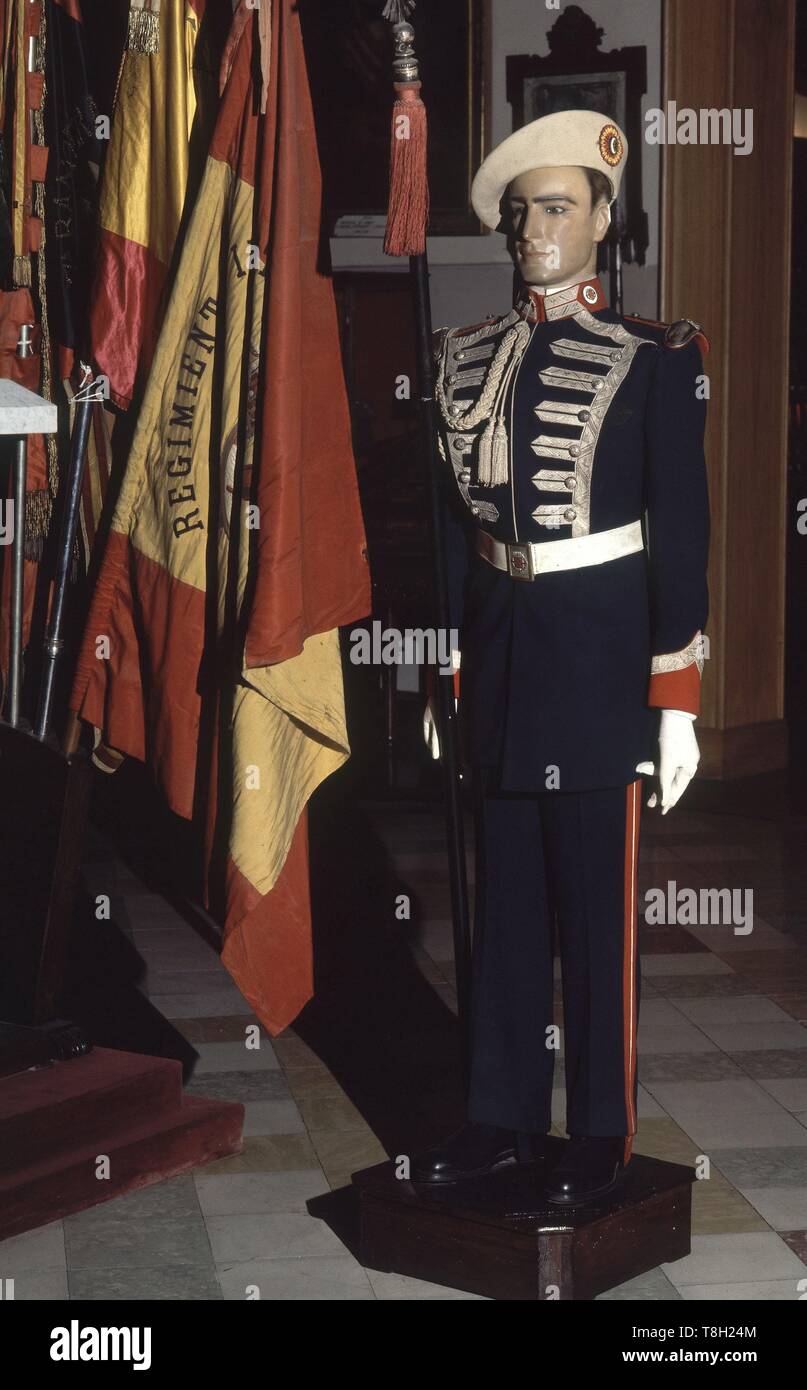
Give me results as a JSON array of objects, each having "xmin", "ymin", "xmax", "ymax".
[{"xmin": 435, "ymin": 322, "xmax": 530, "ymax": 432}]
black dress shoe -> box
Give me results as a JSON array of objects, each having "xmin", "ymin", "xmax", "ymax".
[
  {"xmin": 411, "ymin": 1122, "xmax": 519, "ymax": 1185},
  {"xmin": 544, "ymin": 1135, "xmax": 628, "ymax": 1206}
]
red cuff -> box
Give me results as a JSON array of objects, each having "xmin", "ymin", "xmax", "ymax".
[{"xmin": 647, "ymin": 664, "xmax": 701, "ymax": 715}]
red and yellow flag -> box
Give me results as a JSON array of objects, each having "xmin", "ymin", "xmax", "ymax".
[
  {"xmin": 70, "ymin": 1, "xmax": 370, "ymax": 1034},
  {"xmin": 89, "ymin": 0, "xmax": 228, "ymax": 409}
]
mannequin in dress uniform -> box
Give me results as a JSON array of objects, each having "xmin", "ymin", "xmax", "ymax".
[{"xmin": 416, "ymin": 111, "xmax": 709, "ymax": 1204}]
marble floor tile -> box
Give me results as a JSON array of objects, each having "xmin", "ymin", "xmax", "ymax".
[
  {"xmin": 150, "ymin": 991, "xmax": 255, "ymax": 1018},
  {"xmin": 176, "ymin": 1016, "xmax": 273, "ymax": 1044},
  {"xmin": 770, "ymin": 994, "xmax": 807, "ymax": 1022},
  {"xmin": 640, "ymin": 954, "xmax": 732, "ymax": 977},
  {"xmin": 636, "ymin": 1022, "xmax": 718, "ymax": 1054},
  {"xmin": 308, "ymin": 1129, "xmax": 388, "ymax": 1189},
  {"xmin": 685, "ymin": 922, "xmax": 792, "ymax": 953},
  {"xmin": 690, "ymin": 1175, "xmax": 769, "ymax": 1236},
  {"xmin": 416, "ymin": 923, "xmax": 457, "ymax": 958},
  {"xmin": 649, "ymin": 973, "xmax": 750, "ymax": 1000},
  {"xmin": 632, "ymin": 1118, "xmax": 701, "ymax": 1165},
  {"xmin": 780, "ymin": 1230, "xmax": 807, "ymax": 1263},
  {"xmin": 409, "ymin": 947, "xmax": 449, "ymax": 986},
  {"xmin": 200, "ymin": 1135, "xmax": 319, "ymax": 1174},
  {"xmin": 637, "ymin": 931, "xmax": 708, "ymax": 956},
  {"xmin": 0, "ymin": 1219, "xmax": 65, "ymax": 1273},
  {"xmin": 679, "ymin": 1279, "xmax": 803, "ymax": 1300},
  {"xmin": 143, "ymin": 970, "xmax": 233, "ymax": 996},
  {"xmin": 195, "ymin": 1170, "xmax": 329, "ymax": 1216},
  {"xmin": 217, "ymin": 1255, "xmax": 375, "ymax": 1301},
  {"xmin": 68, "ymin": 1265, "xmax": 221, "ymax": 1300},
  {"xmin": 271, "ymin": 1034, "xmax": 329, "ymax": 1072},
  {"xmin": 281, "ymin": 1066, "xmax": 344, "ymax": 1102},
  {"xmin": 5, "ymin": 1267, "xmax": 69, "ymax": 1300},
  {"xmin": 0, "ymin": 1221, "xmax": 67, "ymax": 1299},
  {"xmin": 646, "ymin": 1080, "xmax": 807, "ymax": 1149},
  {"xmin": 691, "ymin": 1021, "xmax": 807, "ymax": 1053},
  {"xmin": 663, "ymin": 1232, "xmax": 806, "ymax": 1287},
  {"xmin": 366, "ymin": 1269, "xmax": 486, "ymax": 1299},
  {"xmin": 731, "ymin": 951, "xmax": 807, "ymax": 990},
  {"xmin": 186, "ymin": 1070, "xmax": 290, "ymax": 1104},
  {"xmin": 243, "ymin": 1098, "xmax": 305, "ymax": 1136},
  {"xmin": 240, "ymin": 1100, "xmax": 306, "ymax": 1134},
  {"xmin": 205, "ymin": 1211, "xmax": 346, "ymax": 1263},
  {"xmin": 670, "ymin": 843, "xmax": 762, "ymax": 862},
  {"xmin": 731, "ymin": 1049, "xmax": 807, "ymax": 1079},
  {"xmin": 135, "ymin": 939, "xmax": 220, "ymax": 962},
  {"xmin": 638, "ymin": 1051, "xmax": 743, "ymax": 1084},
  {"xmin": 64, "ymin": 1175, "xmax": 202, "ymax": 1223},
  {"xmin": 637, "ymin": 846, "xmax": 681, "ymax": 864},
  {"xmin": 758, "ymin": 1078, "xmax": 807, "ymax": 1112},
  {"xmin": 737, "ymin": 1187, "xmax": 807, "ymax": 1231},
  {"xmin": 64, "ymin": 1213, "xmax": 214, "ymax": 1271},
  {"xmin": 595, "ymin": 1266, "xmax": 682, "ymax": 1300},
  {"xmin": 118, "ymin": 896, "xmax": 190, "ymax": 926},
  {"xmin": 189, "ymin": 1041, "xmax": 280, "ymax": 1074},
  {"xmin": 637, "ymin": 998, "xmax": 692, "ymax": 1026},
  {"xmin": 131, "ymin": 924, "xmax": 205, "ymax": 941},
  {"xmin": 708, "ymin": 1145, "xmax": 807, "ymax": 1189},
  {"xmin": 297, "ymin": 1096, "xmax": 372, "ymax": 1133},
  {"xmin": 673, "ymin": 996, "xmax": 795, "ymax": 1026},
  {"xmin": 635, "ymin": 1085, "xmax": 667, "ymax": 1118}
]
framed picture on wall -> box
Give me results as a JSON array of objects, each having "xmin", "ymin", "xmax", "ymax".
[
  {"xmin": 299, "ymin": 0, "xmax": 492, "ymax": 235},
  {"xmin": 506, "ymin": 6, "xmax": 649, "ymax": 266}
]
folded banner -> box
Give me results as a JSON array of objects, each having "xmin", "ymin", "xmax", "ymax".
[
  {"xmin": 70, "ymin": 1, "xmax": 370, "ymax": 1033},
  {"xmin": 89, "ymin": 0, "xmax": 229, "ymax": 410}
]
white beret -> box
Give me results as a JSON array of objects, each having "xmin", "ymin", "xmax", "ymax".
[{"xmin": 471, "ymin": 110, "xmax": 628, "ymax": 231}]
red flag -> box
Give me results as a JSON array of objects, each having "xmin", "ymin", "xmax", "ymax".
[{"xmin": 70, "ymin": 2, "xmax": 370, "ymax": 1033}]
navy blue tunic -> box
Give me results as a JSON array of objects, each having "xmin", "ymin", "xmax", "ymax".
[{"xmin": 435, "ymin": 280, "xmax": 710, "ymax": 794}]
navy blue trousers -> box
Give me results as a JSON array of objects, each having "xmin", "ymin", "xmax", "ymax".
[{"xmin": 467, "ymin": 777, "xmax": 642, "ymax": 1163}]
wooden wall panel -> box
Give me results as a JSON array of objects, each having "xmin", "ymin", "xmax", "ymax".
[{"xmin": 661, "ymin": 0, "xmax": 795, "ymax": 773}]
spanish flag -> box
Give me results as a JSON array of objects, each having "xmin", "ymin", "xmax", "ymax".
[
  {"xmin": 89, "ymin": 0, "xmax": 230, "ymax": 410},
  {"xmin": 70, "ymin": 1, "xmax": 371, "ymax": 1033}
]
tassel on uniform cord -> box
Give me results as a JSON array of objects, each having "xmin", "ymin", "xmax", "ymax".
[
  {"xmin": 476, "ymin": 419, "xmax": 508, "ymax": 488},
  {"xmin": 490, "ymin": 419, "xmax": 508, "ymax": 486}
]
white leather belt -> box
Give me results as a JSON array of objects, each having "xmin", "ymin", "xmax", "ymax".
[{"xmin": 476, "ymin": 519, "xmax": 644, "ymax": 580}]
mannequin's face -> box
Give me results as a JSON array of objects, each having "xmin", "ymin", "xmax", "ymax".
[{"xmin": 504, "ymin": 165, "xmax": 611, "ymax": 287}]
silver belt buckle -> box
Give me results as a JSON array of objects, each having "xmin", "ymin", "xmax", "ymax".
[{"xmin": 507, "ymin": 543, "xmax": 534, "ymax": 580}]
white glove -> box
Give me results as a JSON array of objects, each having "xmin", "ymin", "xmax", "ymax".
[
  {"xmin": 422, "ymin": 651, "xmax": 460, "ymax": 761},
  {"xmin": 636, "ymin": 709, "xmax": 700, "ymax": 814},
  {"xmin": 423, "ymin": 694, "xmax": 441, "ymax": 760}
]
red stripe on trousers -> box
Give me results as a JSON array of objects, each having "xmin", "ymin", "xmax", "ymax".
[{"xmin": 622, "ymin": 779, "xmax": 642, "ymax": 1166}]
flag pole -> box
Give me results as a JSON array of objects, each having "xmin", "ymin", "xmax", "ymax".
[
  {"xmin": 381, "ymin": 4, "xmax": 472, "ymax": 1082},
  {"xmin": 35, "ymin": 366, "xmax": 98, "ymax": 742}
]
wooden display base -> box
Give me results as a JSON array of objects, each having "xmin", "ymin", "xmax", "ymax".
[
  {"xmin": 0, "ymin": 1047, "xmax": 243, "ymax": 1241},
  {"xmin": 353, "ymin": 1136, "xmax": 694, "ymax": 1301}
]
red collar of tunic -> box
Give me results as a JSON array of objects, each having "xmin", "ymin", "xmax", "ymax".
[{"xmin": 515, "ymin": 275, "xmax": 607, "ymax": 323}]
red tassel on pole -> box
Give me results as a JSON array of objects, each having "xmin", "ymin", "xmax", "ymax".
[
  {"xmin": 383, "ymin": 7, "xmax": 430, "ymax": 258},
  {"xmin": 384, "ymin": 80, "xmax": 429, "ymax": 256}
]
